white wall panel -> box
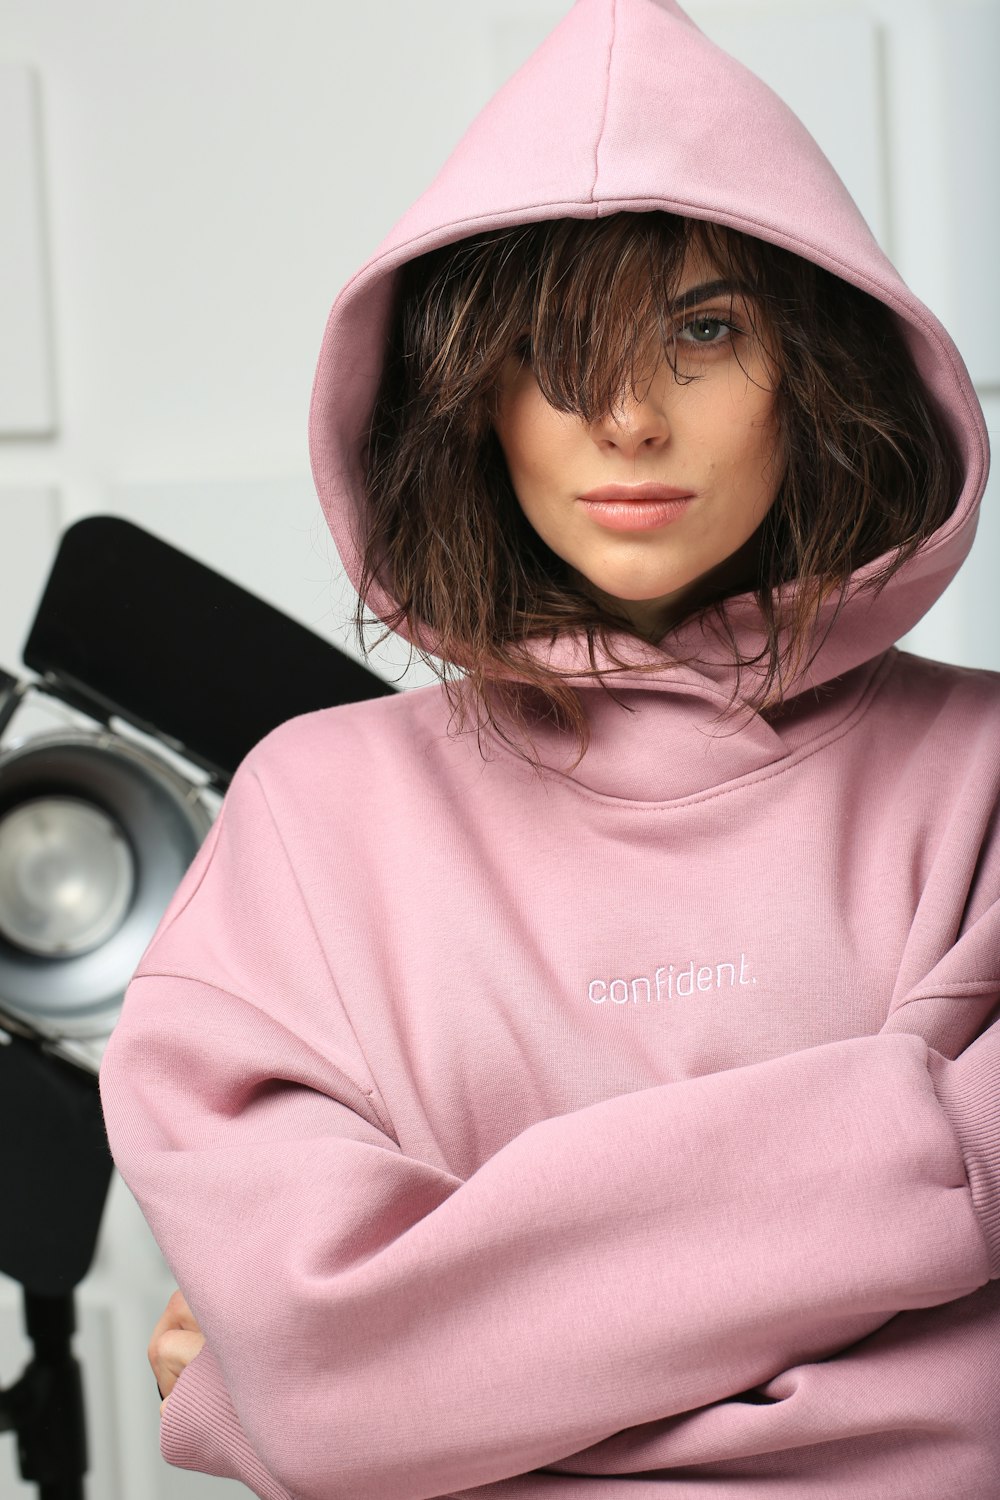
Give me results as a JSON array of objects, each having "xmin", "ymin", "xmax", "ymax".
[
  {"xmin": 900, "ymin": 394, "xmax": 1000, "ymax": 670},
  {"xmin": 939, "ymin": 0, "xmax": 1000, "ymax": 389},
  {"xmin": 0, "ymin": 66, "xmax": 56, "ymax": 436},
  {"xmin": 0, "ymin": 489, "xmax": 60, "ymax": 673},
  {"xmin": 0, "ymin": 1, "xmax": 487, "ymax": 482}
]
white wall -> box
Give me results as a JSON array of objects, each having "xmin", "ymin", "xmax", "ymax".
[{"xmin": 0, "ymin": 2, "xmax": 997, "ymax": 1495}]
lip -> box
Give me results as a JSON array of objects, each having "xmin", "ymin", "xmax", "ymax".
[
  {"xmin": 579, "ymin": 483, "xmax": 695, "ymax": 502},
  {"xmin": 577, "ymin": 483, "xmax": 696, "ymax": 532}
]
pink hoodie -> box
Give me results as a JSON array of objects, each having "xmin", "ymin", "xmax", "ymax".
[{"xmin": 98, "ymin": 1, "xmax": 1000, "ymax": 1496}]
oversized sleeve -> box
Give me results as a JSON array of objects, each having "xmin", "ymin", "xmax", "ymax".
[{"xmin": 98, "ymin": 743, "xmax": 1000, "ymax": 1500}]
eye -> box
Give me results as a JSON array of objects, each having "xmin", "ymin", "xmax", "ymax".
[{"xmin": 678, "ymin": 316, "xmax": 733, "ymax": 346}]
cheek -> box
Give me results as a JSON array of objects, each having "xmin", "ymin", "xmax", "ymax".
[
  {"xmin": 495, "ymin": 384, "xmax": 542, "ymax": 473},
  {"xmin": 728, "ymin": 393, "xmax": 783, "ymax": 484},
  {"xmin": 754, "ymin": 401, "xmax": 786, "ymax": 489},
  {"xmin": 496, "ymin": 387, "xmax": 576, "ymax": 493}
]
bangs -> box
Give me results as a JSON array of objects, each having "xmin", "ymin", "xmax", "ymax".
[
  {"xmin": 399, "ymin": 213, "xmax": 779, "ymax": 433},
  {"xmin": 521, "ymin": 216, "xmax": 774, "ymax": 418}
]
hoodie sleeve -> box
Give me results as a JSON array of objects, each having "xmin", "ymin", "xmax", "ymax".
[{"xmin": 98, "ymin": 748, "xmax": 999, "ymax": 1500}]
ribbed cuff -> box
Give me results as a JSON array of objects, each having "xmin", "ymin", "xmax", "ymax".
[
  {"xmin": 928, "ymin": 1028, "xmax": 1000, "ymax": 1280},
  {"xmin": 160, "ymin": 1345, "xmax": 292, "ymax": 1500}
]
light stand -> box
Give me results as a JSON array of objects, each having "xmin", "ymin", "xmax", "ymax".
[{"xmin": 0, "ymin": 1024, "xmax": 103, "ymax": 1497}]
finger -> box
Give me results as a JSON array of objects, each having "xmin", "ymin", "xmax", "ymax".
[
  {"xmin": 150, "ymin": 1289, "xmax": 201, "ymax": 1341},
  {"xmin": 153, "ymin": 1328, "xmax": 206, "ymax": 1379},
  {"xmin": 148, "ymin": 1292, "xmax": 203, "ymax": 1368},
  {"xmin": 150, "ymin": 1330, "xmax": 207, "ymax": 1398},
  {"xmin": 166, "ymin": 1288, "xmax": 197, "ymax": 1326},
  {"xmin": 162, "ymin": 1330, "xmax": 206, "ymax": 1374}
]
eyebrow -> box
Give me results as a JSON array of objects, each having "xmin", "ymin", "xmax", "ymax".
[{"xmin": 670, "ymin": 278, "xmax": 751, "ymax": 313}]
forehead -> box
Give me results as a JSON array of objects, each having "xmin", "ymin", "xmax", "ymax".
[
  {"xmin": 676, "ymin": 238, "xmax": 724, "ymax": 288},
  {"xmin": 604, "ymin": 231, "xmax": 741, "ymax": 318}
]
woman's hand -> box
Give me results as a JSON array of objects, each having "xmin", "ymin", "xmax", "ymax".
[{"xmin": 149, "ymin": 1288, "xmax": 207, "ymax": 1415}]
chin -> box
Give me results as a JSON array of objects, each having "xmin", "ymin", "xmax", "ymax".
[{"xmin": 597, "ymin": 581, "xmax": 693, "ymax": 607}]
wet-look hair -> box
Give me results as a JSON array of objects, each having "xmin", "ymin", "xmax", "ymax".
[{"xmin": 357, "ymin": 211, "xmax": 962, "ymax": 762}]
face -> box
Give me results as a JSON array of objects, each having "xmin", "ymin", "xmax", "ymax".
[{"xmin": 491, "ymin": 243, "xmax": 786, "ymax": 640}]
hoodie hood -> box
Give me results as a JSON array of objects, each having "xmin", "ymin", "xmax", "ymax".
[{"xmin": 307, "ymin": 0, "xmax": 988, "ymax": 707}]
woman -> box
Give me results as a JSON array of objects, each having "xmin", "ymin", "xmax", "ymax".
[{"xmin": 101, "ymin": 1, "xmax": 999, "ymax": 1496}]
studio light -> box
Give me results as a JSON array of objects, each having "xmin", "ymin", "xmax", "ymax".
[
  {"xmin": 0, "ymin": 514, "xmax": 394, "ymax": 1497},
  {"xmin": 0, "ymin": 691, "xmax": 214, "ymax": 1075}
]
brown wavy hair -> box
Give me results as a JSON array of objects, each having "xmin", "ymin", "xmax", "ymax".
[{"xmin": 357, "ymin": 212, "xmax": 961, "ymax": 761}]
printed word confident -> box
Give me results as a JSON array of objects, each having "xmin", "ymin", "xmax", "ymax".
[{"xmin": 588, "ymin": 953, "xmax": 756, "ymax": 1005}]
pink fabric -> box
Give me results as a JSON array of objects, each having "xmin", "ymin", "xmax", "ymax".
[{"xmin": 99, "ymin": 0, "xmax": 999, "ymax": 1496}]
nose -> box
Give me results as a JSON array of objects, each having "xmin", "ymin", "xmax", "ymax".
[{"xmin": 589, "ymin": 362, "xmax": 672, "ymax": 457}]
